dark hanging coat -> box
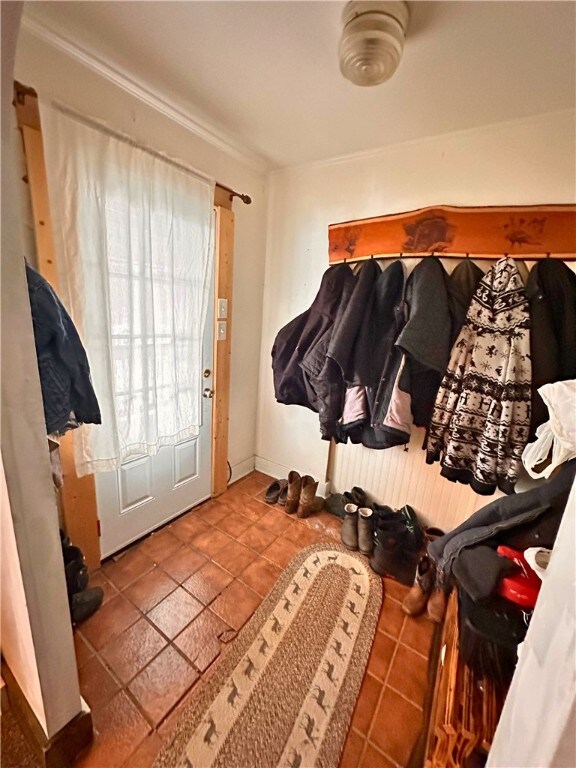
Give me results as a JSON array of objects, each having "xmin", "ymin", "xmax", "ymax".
[
  {"xmin": 26, "ymin": 264, "xmax": 101, "ymax": 434},
  {"xmin": 395, "ymin": 257, "xmax": 453, "ymax": 427},
  {"xmin": 526, "ymin": 260, "xmax": 576, "ymax": 436},
  {"xmin": 300, "ymin": 270, "xmax": 357, "ymax": 438},
  {"xmin": 447, "ymin": 259, "xmax": 484, "ymax": 344},
  {"xmin": 271, "ymin": 264, "xmax": 354, "ymax": 411}
]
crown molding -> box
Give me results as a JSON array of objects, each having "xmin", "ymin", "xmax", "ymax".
[{"xmin": 20, "ymin": 14, "xmax": 271, "ymax": 174}]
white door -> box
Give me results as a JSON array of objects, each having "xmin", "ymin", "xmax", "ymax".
[{"xmin": 95, "ymin": 273, "xmax": 214, "ymax": 558}]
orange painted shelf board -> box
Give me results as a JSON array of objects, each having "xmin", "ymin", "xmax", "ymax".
[{"xmin": 328, "ymin": 204, "xmax": 576, "ymax": 262}]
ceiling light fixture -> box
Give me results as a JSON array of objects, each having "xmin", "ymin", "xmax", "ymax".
[{"xmin": 339, "ymin": 1, "xmax": 410, "ymax": 87}]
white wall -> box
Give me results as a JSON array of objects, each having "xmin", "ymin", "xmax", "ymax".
[
  {"xmin": 15, "ymin": 28, "xmax": 269, "ymax": 480},
  {"xmin": 0, "ymin": 455, "xmax": 46, "ymax": 730},
  {"xmin": 1, "ymin": 2, "xmax": 82, "ymax": 737},
  {"xmin": 256, "ymin": 110, "xmax": 576, "ymax": 528}
]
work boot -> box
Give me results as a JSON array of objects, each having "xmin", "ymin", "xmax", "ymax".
[
  {"xmin": 402, "ymin": 555, "xmax": 434, "ymax": 616},
  {"xmin": 297, "ymin": 475, "xmax": 322, "ymax": 518},
  {"xmin": 285, "ymin": 470, "xmax": 302, "ymax": 514},
  {"xmin": 357, "ymin": 507, "xmax": 374, "ymax": 555},
  {"xmin": 427, "ymin": 587, "xmax": 448, "ymax": 623},
  {"xmin": 341, "ymin": 503, "xmax": 358, "ymax": 550}
]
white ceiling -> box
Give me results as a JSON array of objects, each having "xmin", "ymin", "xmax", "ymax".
[{"xmin": 23, "ymin": 1, "xmax": 576, "ymax": 168}]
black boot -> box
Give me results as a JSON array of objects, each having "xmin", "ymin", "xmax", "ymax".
[
  {"xmin": 370, "ymin": 529, "xmax": 418, "ymax": 585},
  {"xmin": 71, "ymin": 587, "xmax": 104, "ymax": 625}
]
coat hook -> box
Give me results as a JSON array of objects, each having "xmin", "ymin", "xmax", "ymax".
[
  {"xmin": 399, "ymin": 252, "xmax": 403, "ymax": 259},
  {"xmin": 465, "ymin": 252, "xmax": 470, "ymax": 259},
  {"xmin": 546, "ymin": 252, "xmax": 551, "ymax": 259}
]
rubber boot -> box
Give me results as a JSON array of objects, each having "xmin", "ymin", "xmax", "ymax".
[
  {"xmin": 297, "ymin": 475, "xmax": 322, "ymax": 518},
  {"xmin": 357, "ymin": 508, "xmax": 374, "ymax": 555},
  {"xmin": 402, "ymin": 555, "xmax": 434, "ymax": 616},
  {"xmin": 285, "ymin": 470, "xmax": 302, "ymax": 514},
  {"xmin": 427, "ymin": 587, "xmax": 448, "ymax": 623},
  {"xmin": 341, "ymin": 504, "xmax": 358, "ymax": 550}
]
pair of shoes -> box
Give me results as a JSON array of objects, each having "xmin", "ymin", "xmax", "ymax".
[
  {"xmin": 324, "ymin": 486, "xmax": 371, "ymax": 519},
  {"xmin": 401, "ymin": 554, "xmax": 448, "ymax": 623},
  {"xmin": 264, "ymin": 478, "xmax": 288, "ymax": 504},
  {"xmin": 344, "ymin": 486, "xmax": 371, "ymax": 509},
  {"xmin": 341, "ymin": 504, "xmax": 374, "ymax": 554},
  {"xmin": 280, "ymin": 470, "xmax": 323, "ymax": 518}
]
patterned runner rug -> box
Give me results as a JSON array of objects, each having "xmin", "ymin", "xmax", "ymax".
[{"xmin": 155, "ymin": 543, "xmax": 383, "ymax": 768}]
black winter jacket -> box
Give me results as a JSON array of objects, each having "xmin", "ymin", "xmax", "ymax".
[
  {"xmin": 526, "ymin": 260, "xmax": 576, "ymax": 436},
  {"xmin": 26, "ymin": 264, "xmax": 101, "ymax": 434},
  {"xmin": 272, "ymin": 264, "xmax": 354, "ymax": 411}
]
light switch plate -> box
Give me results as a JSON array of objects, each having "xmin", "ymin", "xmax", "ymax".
[
  {"xmin": 217, "ymin": 298, "xmax": 228, "ymax": 319},
  {"xmin": 217, "ymin": 320, "xmax": 227, "ymax": 341}
]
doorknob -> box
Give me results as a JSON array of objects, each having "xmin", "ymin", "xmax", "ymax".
[{"xmin": 203, "ymin": 387, "xmax": 214, "ymax": 399}]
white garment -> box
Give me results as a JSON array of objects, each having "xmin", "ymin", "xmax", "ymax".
[
  {"xmin": 522, "ymin": 380, "xmax": 576, "ymax": 479},
  {"xmin": 40, "ymin": 101, "xmax": 214, "ymax": 475}
]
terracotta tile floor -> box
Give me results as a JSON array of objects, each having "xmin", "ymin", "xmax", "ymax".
[{"xmin": 73, "ymin": 472, "xmax": 433, "ymax": 768}]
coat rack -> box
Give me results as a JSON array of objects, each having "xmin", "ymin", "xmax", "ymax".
[{"xmin": 328, "ymin": 204, "xmax": 576, "ymax": 263}]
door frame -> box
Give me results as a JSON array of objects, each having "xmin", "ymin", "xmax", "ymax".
[{"xmin": 14, "ymin": 81, "xmax": 235, "ymax": 569}]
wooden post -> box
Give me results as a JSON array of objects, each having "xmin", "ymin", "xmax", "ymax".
[
  {"xmin": 212, "ymin": 205, "xmax": 234, "ymax": 495},
  {"xmin": 14, "ymin": 85, "xmax": 101, "ymax": 570}
]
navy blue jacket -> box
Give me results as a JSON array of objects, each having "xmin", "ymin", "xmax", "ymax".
[{"xmin": 26, "ymin": 265, "xmax": 101, "ymax": 434}]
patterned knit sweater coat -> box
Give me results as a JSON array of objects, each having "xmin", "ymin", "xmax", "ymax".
[{"xmin": 425, "ymin": 258, "xmax": 531, "ymax": 495}]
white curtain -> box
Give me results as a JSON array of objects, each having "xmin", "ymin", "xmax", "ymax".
[{"xmin": 40, "ymin": 101, "xmax": 215, "ymax": 476}]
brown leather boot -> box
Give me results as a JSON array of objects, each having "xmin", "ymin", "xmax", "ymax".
[
  {"xmin": 357, "ymin": 508, "xmax": 374, "ymax": 555},
  {"xmin": 297, "ymin": 475, "xmax": 322, "ymax": 518},
  {"xmin": 427, "ymin": 586, "xmax": 448, "ymax": 623},
  {"xmin": 285, "ymin": 470, "xmax": 302, "ymax": 514},
  {"xmin": 402, "ymin": 555, "xmax": 434, "ymax": 616}
]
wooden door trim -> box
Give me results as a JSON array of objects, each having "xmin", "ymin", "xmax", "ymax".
[
  {"xmin": 14, "ymin": 89, "xmax": 101, "ymax": 570},
  {"xmin": 211, "ymin": 206, "xmax": 234, "ymax": 496}
]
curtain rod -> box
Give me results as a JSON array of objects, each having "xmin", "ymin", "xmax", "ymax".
[{"xmin": 15, "ymin": 83, "xmax": 252, "ymax": 204}]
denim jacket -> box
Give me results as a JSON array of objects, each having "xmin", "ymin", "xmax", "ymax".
[{"xmin": 26, "ymin": 265, "xmax": 101, "ymax": 434}]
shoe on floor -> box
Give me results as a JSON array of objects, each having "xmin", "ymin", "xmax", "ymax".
[
  {"xmin": 297, "ymin": 475, "xmax": 322, "ymax": 518},
  {"xmin": 402, "ymin": 555, "xmax": 434, "ymax": 616},
  {"xmin": 285, "ymin": 470, "xmax": 302, "ymax": 514},
  {"xmin": 71, "ymin": 586, "xmax": 104, "ymax": 625},
  {"xmin": 324, "ymin": 493, "xmax": 348, "ymax": 519},
  {"xmin": 358, "ymin": 507, "xmax": 374, "ymax": 555},
  {"xmin": 264, "ymin": 478, "xmax": 288, "ymax": 504},
  {"xmin": 370, "ymin": 530, "xmax": 418, "ymax": 585},
  {"xmin": 341, "ymin": 503, "xmax": 359, "ymax": 550},
  {"xmin": 427, "ymin": 587, "xmax": 448, "ymax": 623}
]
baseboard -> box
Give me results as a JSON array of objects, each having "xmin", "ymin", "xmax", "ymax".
[
  {"xmin": 1, "ymin": 660, "xmax": 93, "ymax": 768},
  {"xmin": 229, "ymin": 456, "xmax": 256, "ymax": 485},
  {"xmin": 254, "ymin": 456, "xmax": 331, "ymax": 497}
]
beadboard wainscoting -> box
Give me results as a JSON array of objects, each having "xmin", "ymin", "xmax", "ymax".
[{"xmin": 330, "ymin": 427, "xmax": 502, "ymax": 532}]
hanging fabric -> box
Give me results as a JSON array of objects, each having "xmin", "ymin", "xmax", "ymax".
[
  {"xmin": 40, "ymin": 101, "xmax": 215, "ymax": 476},
  {"xmin": 522, "ymin": 380, "xmax": 576, "ymax": 479},
  {"xmin": 426, "ymin": 257, "xmax": 532, "ymax": 495}
]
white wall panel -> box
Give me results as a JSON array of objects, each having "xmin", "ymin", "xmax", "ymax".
[{"xmin": 330, "ymin": 428, "xmax": 501, "ymax": 531}]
